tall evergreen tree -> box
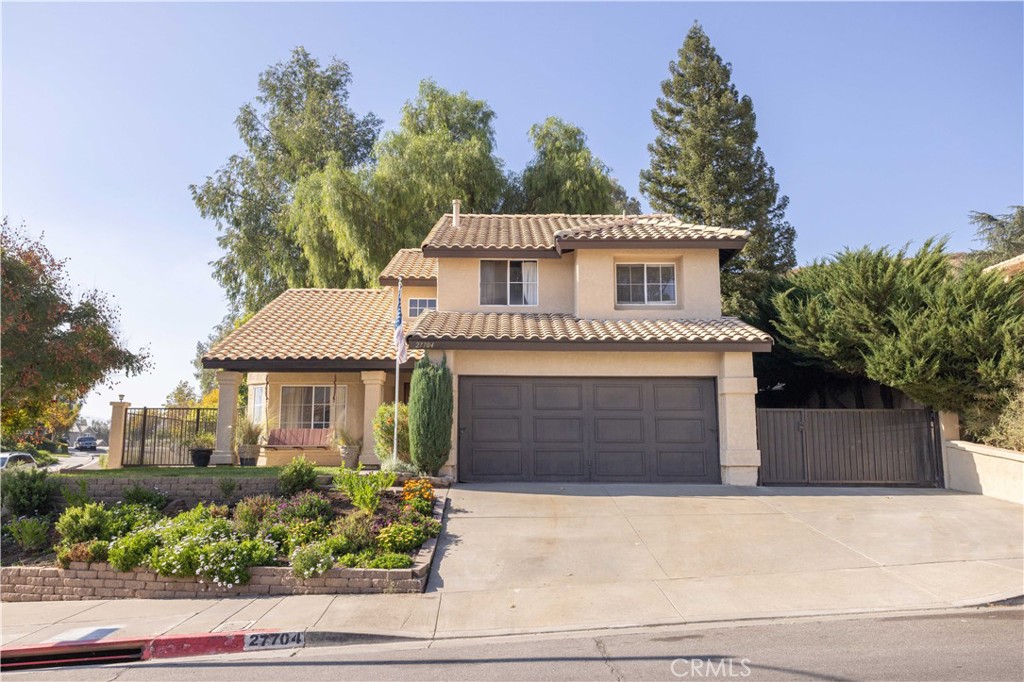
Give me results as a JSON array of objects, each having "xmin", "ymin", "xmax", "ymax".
[
  {"xmin": 640, "ymin": 23, "xmax": 796, "ymax": 315},
  {"xmin": 971, "ymin": 205, "xmax": 1024, "ymax": 263}
]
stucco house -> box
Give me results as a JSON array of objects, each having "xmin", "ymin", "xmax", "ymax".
[{"xmin": 202, "ymin": 202, "xmax": 773, "ymax": 485}]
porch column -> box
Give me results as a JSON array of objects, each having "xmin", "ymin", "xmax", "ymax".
[
  {"xmin": 717, "ymin": 352, "xmax": 761, "ymax": 486},
  {"xmin": 106, "ymin": 401, "xmax": 130, "ymax": 469},
  {"xmin": 361, "ymin": 370, "xmax": 386, "ymax": 465},
  {"xmin": 211, "ymin": 371, "xmax": 241, "ymax": 466}
]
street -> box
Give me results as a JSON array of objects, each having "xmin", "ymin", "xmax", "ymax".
[{"xmin": 7, "ymin": 607, "xmax": 1022, "ymax": 682}]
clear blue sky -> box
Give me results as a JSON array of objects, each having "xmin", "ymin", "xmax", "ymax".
[{"xmin": 3, "ymin": 2, "xmax": 1022, "ymax": 422}]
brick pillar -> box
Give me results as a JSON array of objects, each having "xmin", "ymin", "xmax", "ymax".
[
  {"xmin": 717, "ymin": 352, "xmax": 761, "ymax": 486},
  {"xmin": 211, "ymin": 371, "xmax": 241, "ymax": 466},
  {"xmin": 360, "ymin": 371, "xmax": 386, "ymax": 465},
  {"xmin": 106, "ymin": 401, "xmax": 131, "ymax": 469}
]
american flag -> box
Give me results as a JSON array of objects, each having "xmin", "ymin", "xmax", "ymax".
[{"xmin": 394, "ymin": 278, "xmax": 408, "ymax": 363}]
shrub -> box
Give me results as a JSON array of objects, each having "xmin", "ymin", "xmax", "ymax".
[
  {"xmin": 123, "ymin": 484, "xmax": 168, "ymax": 510},
  {"xmin": 278, "ymin": 456, "xmax": 318, "ymax": 496},
  {"xmin": 404, "ymin": 496, "xmax": 433, "ymax": 518},
  {"xmin": 367, "ymin": 552, "xmax": 413, "ymax": 569},
  {"xmin": 322, "ymin": 534, "xmax": 357, "ymax": 557},
  {"xmin": 195, "ymin": 537, "xmax": 276, "ymax": 588},
  {"xmin": 337, "ymin": 549, "xmax": 375, "ymax": 568},
  {"xmin": 54, "ymin": 503, "xmax": 112, "ymax": 545},
  {"xmin": 274, "ymin": 490, "xmax": 333, "ymax": 523},
  {"xmin": 408, "ymin": 356, "xmax": 454, "ymax": 475},
  {"xmin": 397, "ymin": 508, "xmax": 441, "ymax": 538},
  {"xmin": 217, "ymin": 478, "xmax": 238, "ymax": 501},
  {"xmin": 372, "ymin": 402, "xmax": 410, "ymax": 462},
  {"xmin": 1, "ymin": 467, "xmax": 61, "ymax": 517},
  {"xmin": 7, "ymin": 517, "xmax": 51, "ymax": 552},
  {"xmin": 232, "ymin": 494, "xmax": 278, "ymax": 536},
  {"xmin": 285, "ymin": 518, "xmax": 329, "ymax": 551},
  {"xmin": 291, "ymin": 541, "xmax": 335, "ymax": 578},
  {"xmin": 107, "ymin": 503, "xmax": 162, "ymax": 539},
  {"xmin": 62, "ymin": 479, "xmax": 92, "ymax": 508},
  {"xmin": 263, "ymin": 523, "xmax": 290, "ymax": 554},
  {"xmin": 985, "ymin": 376, "xmax": 1024, "ymax": 452},
  {"xmin": 334, "ymin": 466, "xmax": 395, "ymax": 514},
  {"xmin": 108, "ymin": 528, "xmax": 160, "ymax": 571},
  {"xmin": 332, "ymin": 510, "xmax": 376, "ymax": 551},
  {"xmin": 56, "ymin": 540, "xmax": 109, "ymax": 568},
  {"xmin": 402, "ymin": 478, "xmax": 433, "ymax": 502},
  {"xmin": 375, "ymin": 522, "xmax": 424, "ymax": 553}
]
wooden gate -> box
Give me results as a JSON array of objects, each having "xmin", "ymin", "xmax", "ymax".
[{"xmin": 756, "ymin": 409, "xmax": 942, "ymax": 486}]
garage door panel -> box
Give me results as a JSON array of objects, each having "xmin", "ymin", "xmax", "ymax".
[
  {"xmin": 534, "ymin": 384, "xmax": 583, "ymax": 410},
  {"xmin": 594, "ymin": 450, "xmax": 646, "ymax": 477},
  {"xmin": 657, "ymin": 450, "xmax": 709, "ymax": 477},
  {"xmin": 654, "ymin": 384, "xmax": 704, "ymax": 411},
  {"xmin": 470, "ymin": 448, "xmax": 524, "ymax": 476},
  {"xmin": 655, "ymin": 417, "xmax": 706, "ymax": 443},
  {"xmin": 594, "ymin": 384, "xmax": 643, "ymax": 411},
  {"xmin": 594, "ymin": 417, "xmax": 645, "ymax": 443},
  {"xmin": 472, "ymin": 416, "xmax": 521, "ymax": 442},
  {"xmin": 472, "ymin": 384, "xmax": 521, "ymax": 410},
  {"xmin": 533, "ymin": 449, "xmax": 585, "ymax": 477},
  {"xmin": 534, "ymin": 417, "xmax": 583, "ymax": 442}
]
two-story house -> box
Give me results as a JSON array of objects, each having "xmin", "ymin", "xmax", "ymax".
[{"xmin": 203, "ymin": 202, "xmax": 772, "ymax": 485}]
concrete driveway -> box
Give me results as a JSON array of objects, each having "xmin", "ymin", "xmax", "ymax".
[{"xmin": 428, "ymin": 484, "xmax": 1024, "ymax": 636}]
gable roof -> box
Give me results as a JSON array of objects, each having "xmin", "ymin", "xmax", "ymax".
[
  {"xmin": 408, "ymin": 311, "xmax": 772, "ymax": 352},
  {"xmin": 420, "ymin": 213, "xmax": 748, "ymax": 258},
  {"xmin": 379, "ymin": 249, "xmax": 438, "ymax": 286},
  {"xmin": 203, "ymin": 289, "xmax": 422, "ymax": 371}
]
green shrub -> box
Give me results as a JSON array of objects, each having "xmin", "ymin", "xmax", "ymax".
[
  {"xmin": 375, "ymin": 522, "xmax": 424, "ymax": 553},
  {"xmin": 278, "ymin": 456, "xmax": 318, "ymax": 496},
  {"xmin": 1, "ymin": 467, "xmax": 61, "ymax": 517},
  {"xmin": 372, "ymin": 402, "xmax": 410, "ymax": 462},
  {"xmin": 275, "ymin": 490, "xmax": 333, "ymax": 523},
  {"xmin": 232, "ymin": 494, "xmax": 278, "ymax": 537},
  {"xmin": 397, "ymin": 508, "xmax": 442, "ymax": 539},
  {"xmin": 195, "ymin": 537, "xmax": 276, "ymax": 588},
  {"xmin": 123, "ymin": 484, "xmax": 168, "ymax": 510},
  {"xmin": 337, "ymin": 549, "xmax": 375, "ymax": 568},
  {"xmin": 285, "ymin": 518, "xmax": 329, "ymax": 551},
  {"xmin": 263, "ymin": 523, "xmax": 290, "ymax": 555},
  {"xmin": 334, "ymin": 466, "xmax": 395, "ymax": 514},
  {"xmin": 7, "ymin": 517, "xmax": 51, "ymax": 552},
  {"xmin": 107, "ymin": 503, "xmax": 162, "ymax": 539},
  {"xmin": 56, "ymin": 540, "xmax": 109, "ymax": 568},
  {"xmin": 985, "ymin": 376, "xmax": 1024, "ymax": 452},
  {"xmin": 408, "ymin": 356, "xmax": 454, "ymax": 475},
  {"xmin": 217, "ymin": 478, "xmax": 238, "ymax": 501},
  {"xmin": 54, "ymin": 503, "xmax": 112, "ymax": 545},
  {"xmin": 291, "ymin": 541, "xmax": 335, "ymax": 578},
  {"xmin": 108, "ymin": 528, "xmax": 160, "ymax": 571},
  {"xmin": 62, "ymin": 479, "xmax": 92, "ymax": 508},
  {"xmin": 367, "ymin": 552, "xmax": 413, "ymax": 569},
  {"xmin": 322, "ymin": 534, "xmax": 357, "ymax": 557},
  {"xmin": 405, "ymin": 496, "xmax": 433, "ymax": 517},
  {"xmin": 332, "ymin": 510, "xmax": 376, "ymax": 551}
]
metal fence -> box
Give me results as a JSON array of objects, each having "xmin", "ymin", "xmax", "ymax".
[
  {"xmin": 757, "ymin": 408, "xmax": 942, "ymax": 487},
  {"xmin": 122, "ymin": 407, "xmax": 217, "ymax": 467}
]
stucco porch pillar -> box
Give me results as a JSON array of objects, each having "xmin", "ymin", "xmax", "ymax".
[
  {"xmin": 211, "ymin": 371, "xmax": 241, "ymax": 466},
  {"xmin": 106, "ymin": 401, "xmax": 130, "ymax": 469},
  {"xmin": 361, "ymin": 370, "xmax": 386, "ymax": 465},
  {"xmin": 717, "ymin": 352, "xmax": 761, "ymax": 486}
]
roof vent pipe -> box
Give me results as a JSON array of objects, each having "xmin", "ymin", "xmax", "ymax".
[{"xmin": 452, "ymin": 199, "xmax": 461, "ymax": 228}]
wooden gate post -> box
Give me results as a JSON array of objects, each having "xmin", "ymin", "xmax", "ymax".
[{"xmin": 106, "ymin": 400, "xmax": 131, "ymax": 469}]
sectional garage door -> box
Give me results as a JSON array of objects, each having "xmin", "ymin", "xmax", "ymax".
[{"xmin": 457, "ymin": 377, "xmax": 720, "ymax": 483}]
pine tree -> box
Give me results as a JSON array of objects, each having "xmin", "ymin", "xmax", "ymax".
[{"xmin": 640, "ymin": 23, "xmax": 796, "ymax": 315}]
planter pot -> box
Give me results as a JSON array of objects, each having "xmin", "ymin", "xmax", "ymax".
[
  {"xmin": 238, "ymin": 444, "xmax": 260, "ymax": 467},
  {"xmin": 190, "ymin": 449, "xmax": 213, "ymax": 467},
  {"xmin": 341, "ymin": 446, "xmax": 360, "ymax": 469}
]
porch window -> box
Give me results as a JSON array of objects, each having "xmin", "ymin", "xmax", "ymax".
[
  {"xmin": 616, "ymin": 263, "xmax": 676, "ymax": 305},
  {"xmin": 248, "ymin": 385, "xmax": 265, "ymax": 424},
  {"xmin": 409, "ymin": 298, "xmax": 437, "ymax": 318},
  {"xmin": 480, "ymin": 260, "xmax": 538, "ymax": 306},
  {"xmin": 279, "ymin": 385, "xmax": 346, "ymax": 430}
]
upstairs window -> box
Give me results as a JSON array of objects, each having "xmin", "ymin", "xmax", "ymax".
[
  {"xmin": 616, "ymin": 264, "xmax": 676, "ymax": 305},
  {"xmin": 409, "ymin": 298, "xmax": 437, "ymax": 318},
  {"xmin": 480, "ymin": 260, "xmax": 538, "ymax": 306}
]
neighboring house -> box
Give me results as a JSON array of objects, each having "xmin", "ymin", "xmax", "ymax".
[
  {"xmin": 203, "ymin": 201, "xmax": 772, "ymax": 485},
  {"xmin": 983, "ymin": 252, "xmax": 1024, "ymax": 282}
]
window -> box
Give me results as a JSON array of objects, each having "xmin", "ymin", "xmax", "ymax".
[
  {"xmin": 279, "ymin": 385, "xmax": 346, "ymax": 430},
  {"xmin": 616, "ymin": 264, "xmax": 676, "ymax": 305},
  {"xmin": 409, "ymin": 298, "xmax": 437, "ymax": 318},
  {"xmin": 480, "ymin": 260, "xmax": 538, "ymax": 306},
  {"xmin": 248, "ymin": 385, "xmax": 266, "ymax": 424}
]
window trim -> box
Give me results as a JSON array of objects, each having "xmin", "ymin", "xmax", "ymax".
[
  {"xmin": 478, "ymin": 259, "xmax": 540, "ymax": 307},
  {"xmin": 615, "ymin": 262, "xmax": 678, "ymax": 306},
  {"xmin": 277, "ymin": 384, "xmax": 347, "ymax": 431},
  {"xmin": 408, "ymin": 298, "xmax": 437, "ymax": 318}
]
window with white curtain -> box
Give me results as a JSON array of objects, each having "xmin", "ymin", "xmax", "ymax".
[
  {"xmin": 480, "ymin": 260, "xmax": 538, "ymax": 306},
  {"xmin": 248, "ymin": 385, "xmax": 266, "ymax": 424},
  {"xmin": 279, "ymin": 385, "xmax": 346, "ymax": 430}
]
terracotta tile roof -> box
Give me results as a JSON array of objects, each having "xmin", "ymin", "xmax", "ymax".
[
  {"xmin": 408, "ymin": 312, "xmax": 772, "ymax": 349},
  {"xmin": 204, "ymin": 289, "xmax": 423, "ymax": 365},
  {"xmin": 420, "ymin": 214, "xmax": 748, "ymax": 252},
  {"xmin": 984, "ymin": 253, "xmax": 1024, "ymax": 277},
  {"xmin": 379, "ymin": 249, "xmax": 438, "ymax": 284}
]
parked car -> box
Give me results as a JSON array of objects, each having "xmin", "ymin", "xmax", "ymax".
[
  {"xmin": 0, "ymin": 452, "xmax": 37, "ymax": 469},
  {"xmin": 74, "ymin": 435, "xmax": 97, "ymax": 451}
]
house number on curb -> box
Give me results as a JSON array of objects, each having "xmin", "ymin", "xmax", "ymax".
[{"xmin": 243, "ymin": 631, "xmax": 305, "ymax": 650}]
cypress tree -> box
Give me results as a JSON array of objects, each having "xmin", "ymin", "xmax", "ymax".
[
  {"xmin": 640, "ymin": 23, "xmax": 796, "ymax": 315},
  {"xmin": 408, "ymin": 356, "xmax": 454, "ymax": 476}
]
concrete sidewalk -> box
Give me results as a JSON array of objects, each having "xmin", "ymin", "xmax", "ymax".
[{"xmin": 2, "ymin": 486, "xmax": 1022, "ymax": 649}]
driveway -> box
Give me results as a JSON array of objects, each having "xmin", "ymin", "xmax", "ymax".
[{"xmin": 428, "ymin": 484, "xmax": 1024, "ymax": 635}]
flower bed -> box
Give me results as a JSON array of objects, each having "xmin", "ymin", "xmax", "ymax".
[{"xmin": 0, "ymin": 460, "xmax": 446, "ymax": 601}]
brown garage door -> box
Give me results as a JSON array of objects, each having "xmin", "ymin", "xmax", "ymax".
[{"xmin": 458, "ymin": 377, "xmax": 720, "ymax": 483}]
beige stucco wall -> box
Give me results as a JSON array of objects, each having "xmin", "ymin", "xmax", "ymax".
[
  {"xmin": 943, "ymin": 440, "xmax": 1024, "ymax": 505},
  {"xmin": 384, "ymin": 283, "xmax": 438, "ymax": 319},
  {"xmin": 436, "ymin": 255, "xmax": 576, "ymax": 313},
  {"xmin": 574, "ymin": 248, "xmax": 722, "ymax": 319},
  {"xmin": 433, "ymin": 348, "xmax": 760, "ymax": 484}
]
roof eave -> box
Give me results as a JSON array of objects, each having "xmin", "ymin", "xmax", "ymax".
[
  {"xmin": 378, "ymin": 276, "xmax": 437, "ymax": 287},
  {"xmin": 406, "ymin": 338, "xmax": 772, "ymax": 353},
  {"xmin": 420, "ymin": 246, "xmax": 561, "ymax": 259},
  {"xmin": 201, "ymin": 357, "xmax": 420, "ymax": 372}
]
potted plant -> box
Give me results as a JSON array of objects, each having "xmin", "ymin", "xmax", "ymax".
[
  {"xmin": 235, "ymin": 414, "xmax": 263, "ymax": 467},
  {"xmin": 335, "ymin": 428, "xmax": 362, "ymax": 469},
  {"xmin": 188, "ymin": 431, "xmax": 216, "ymax": 467}
]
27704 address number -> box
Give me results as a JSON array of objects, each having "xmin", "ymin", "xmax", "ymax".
[{"xmin": 243, "ymin": 631, "xmax": 305, "ymax": 650}]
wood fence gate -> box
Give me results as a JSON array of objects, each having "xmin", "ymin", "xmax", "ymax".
[
  {"xmin": 756, "ymin": 409, "xmax": 942, "ymax": 486},
  {"xmin": 122, "ymin": 407, "xmax": 217, "ymax": 467}
]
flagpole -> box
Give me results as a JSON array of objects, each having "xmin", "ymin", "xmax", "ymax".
[{"xmin": 393, "ymin": 277, "xmax": 402, "ymax": 461}]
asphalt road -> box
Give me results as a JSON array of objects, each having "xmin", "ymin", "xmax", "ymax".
[{"xmin": 7, "ymin": 607, "xmax": 1023, "ymax": 682}]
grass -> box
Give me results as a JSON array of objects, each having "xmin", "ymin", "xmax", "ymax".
[{"xmin": 57, "ymin": 466, "xmax": 337, "ymax": 479}]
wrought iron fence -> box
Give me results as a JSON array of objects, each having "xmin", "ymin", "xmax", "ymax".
[{"xmin": 122, "ymin": 407, "xmax": 218, "ymax": 467}]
